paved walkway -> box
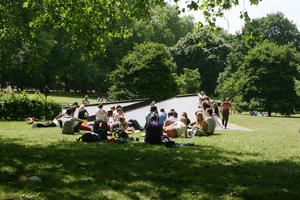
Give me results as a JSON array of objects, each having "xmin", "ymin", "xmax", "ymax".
[{"xmin": 216, "ymin": 123, "xmax": 253, "ymax": 131}]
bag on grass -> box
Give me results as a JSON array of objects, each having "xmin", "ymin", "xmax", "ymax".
[
  {"xmin": 114, "ymin": 128, "xmax": 129, "ymax": 139},
  {"xmin": 81, "ymin": 131, "xmax": 101, "ymax": 143},
  {"xmin": 161, "ymin": 135, "xmax": 175, "ymax": 147}
]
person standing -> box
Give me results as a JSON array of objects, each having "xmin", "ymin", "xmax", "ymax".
[
  {"xmin": 43, "ymin": 85, "xmax": 50, "ymax": 98},
  {"xmin": 221, "ymin": 98, "xmax": 232, "ymax": 129},
  {"xmin": 82, "ymin": 95, "xmax": 90, "ymax": 105},
  {"xmin": 5, "ymin": 81, "xmax": 13, "ymax": 94}
]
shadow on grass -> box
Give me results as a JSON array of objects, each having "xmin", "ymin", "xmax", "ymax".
[{"xmin": 1, "ymin": 138, "xmax": 300, "ymax": 200}]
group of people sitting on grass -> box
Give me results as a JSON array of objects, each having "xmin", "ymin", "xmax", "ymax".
[
  {"xmin": 28, "ymin": 92, "xmax": 232, "ymax": 144},
  {"xmin": 143, "ymin": 104, "xmax": 217, "ymax": 144},
  {"xmin": 29, "ymin": 103, "xmax": 142, "ymax": 140}
]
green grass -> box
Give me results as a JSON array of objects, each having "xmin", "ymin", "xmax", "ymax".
[
  {"xmin": 29, "ymin": 94, "xmax": 100, "ymax": 105},
  {"xmin": 0, "ymin": 114, "xmax": 300, "ymax": 200}
]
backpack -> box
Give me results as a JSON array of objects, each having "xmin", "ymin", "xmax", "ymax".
[
  {"xmin": 114, "ymin": 128, "xmax": 129, "ymax": 139},
  {"xmin": 161, "ymin": 135, "xmax": 175, "ymax": 147},
  {"xmin": 81, "ymin": 131, "xmax": 101, "ymax": 143},
  {"xmin": 128, "ymin": 119, "xmax": 142, "ymax": 130}
]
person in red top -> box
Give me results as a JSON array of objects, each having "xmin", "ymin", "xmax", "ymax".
[{"xmin": 221, "ymin": 98, "xmax": 232, "ymax": 129}]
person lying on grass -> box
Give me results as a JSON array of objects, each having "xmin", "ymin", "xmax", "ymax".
[
  {"xmin": 187, "ymin": 112, "xmax": 209, "ymax": 136},
  {"xmin": 30, "ymin": 114, "xmax": 64, "ymax": 128}
]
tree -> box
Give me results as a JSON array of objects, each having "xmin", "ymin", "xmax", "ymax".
[
  {"xmin": 5, "ymin": 0, "xmax": 262, "ymax": 57},
  {"xmin": 171, "ymin": 28, "xmax": 230, "ymax": 94},
  {"xmin": 132, "ymin": 5, "xmax": 194, "ymax": 47},
  {"xmin": 242, "ymin": 12, "xmax": 300, "ymax": 51},
  {"xmin": 109, "ymin": 42, "xmax": 178, "ymax": 101},
  {"xmin": 215, "ymin": 33, "xmax": 249, "ymax": 94},
  {"xmin": 174, "ymin": 68, "xmax": 201, "ymax": 94},
  {"xmin": 219, "ymin": 41, "xmax": 299, "ymax": 116}
]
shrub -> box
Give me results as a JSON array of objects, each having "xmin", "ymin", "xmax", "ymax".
[
  {"xmin": 109, "ymin": 42, "xmax": 178, "ymax": 101},
  {"xmin": 0, "ymin": 91, "xmax": 61, "ymax": 121}
]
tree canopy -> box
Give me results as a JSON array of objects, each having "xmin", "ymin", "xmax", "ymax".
[
  {"xmin": 242, "ymin": 12, "xmax": 300, "ymax": 51},
  {"xmin": 109, "ymin": 42, "xmax": 178, "ymax": 101},
  {"xmin": 1, "ymin": 0, "xmax": 262, "ymax": 57},
  {"xmin": 171, "ymin": 28, "xmax": 230, "ymax": 95},
  {"xmin": 218, "ymin": 41, "xmax": 299, "ymax": 116}
]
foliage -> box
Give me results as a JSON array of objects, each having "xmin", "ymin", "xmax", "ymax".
[
  {"xmin": 132, "ymin": 5, "xmax": 194, "ymax": 47},
  {"xmin": 1, "ymin": 113, "xmax": 300, "ymax": 199},
  {"xmin": 215, "ymin": 34, "xmax": 249, "ymax": 94},
  {"xmin": 174, "ymin": 68, "xmax": 201, "ymax": 94},
  {"xmin": 0, "ymin": 91, "xmax": 61, "ymax": 121},
  {"xmin": 217, "ymin": 12, "xmax": 300, "ymax": 96},
  {"xmin": 0, "ymin": 0, "xmax": 262, "ymax": 58},
  {"xmin": 109, "ymin": 42, "xmax": 178, "ymax": 101},
  {"xmin": 218, "ymin": 41, "xmax": 299, "ymax": 116},
  {"xmin": 242, "ymin": 12, "xmax": 300, "ymax": 51},
  {"xmin": 171, "ymin": 28, "xmax": 230, "ymax": 94}
]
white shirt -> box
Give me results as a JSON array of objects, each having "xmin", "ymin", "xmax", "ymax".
[
  {"xmin": 6, "ymin": 85, "xmax": 12, "ymax": 94},
  {"xmin": 96, "ymin": 108, "xmax": 108, "ymax": 121}
]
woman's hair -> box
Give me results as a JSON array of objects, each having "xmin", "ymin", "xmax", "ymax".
[
  {"xmin": 150, "ymin": 113, "xmax": 158, "ymax": 121},
  {"xmin": 196, "ymin": 112, "xmax": 204, "ymax": 125},
  {"xmin": 150, "ymin": 106, "xmax": 157, "ymax": 112},
  {"xmin": 182, "ymin": 112, "xmax": 187, "ymax": 118},
  {"xmin": 79, "ymin": 104, "xmax": 85, "ymax": 109},
  {"xmin": 98, "ymin": 103, "xmax": 103, "ymax": 108},
  {"xmin": 180, "ymin": 117, "xmax": 187, "ymax": 125},
  {"xmin": 85, "ymin": 95, "xmax": 88, "ymax": 98}
]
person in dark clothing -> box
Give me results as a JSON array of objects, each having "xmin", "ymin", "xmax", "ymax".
[
  {"xmin": 212, "ymin": 101, "xmax": 219, "ymax": 117},
  {"xmin": 145, "ymin": 114, "xmax": 163, "ymax": 144},
  {"xmin": 181, "ymin": 112, "xmax": 191, "ymax": 125},
  {"xmin": 170, "ymin": 108, "xmax": 178, "ymax": 118},
  {"xmin": 221, "ymin": 98, "xmax": 232, "ymax": 129},
  {"xmin": 78, "ymin": 104, "xmax": 89, "ymax": 120},
  {"xmin": 43, "ymin": 85, "xmax": 50, "ymax": 98}
]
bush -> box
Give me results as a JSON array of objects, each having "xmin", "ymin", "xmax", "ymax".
[
  {"xmin": 109, "ymin": 42, "xmax": 178, "ymax": 101},
  {"xmin": 0, "ymin": 91, "xmax": 61, "ymax": 121}
]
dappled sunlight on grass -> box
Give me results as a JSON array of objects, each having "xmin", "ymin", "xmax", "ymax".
[{"xmin": 0, "ymin": 114, "xmax": 300, "ymax": 199}]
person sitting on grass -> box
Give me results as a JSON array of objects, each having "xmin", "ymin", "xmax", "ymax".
[
  {"xmin": 181, "ymin": 112, "xmax": 190, "ymax": 125},
  {"xmin": 164, "ymin": 112, "xmax": 177, "ymax": 127},
  {"xmin": 145, "ymin": 106, "xmax": 158, "ymax": 125},
  {"xmin": 164, "ymin": 117, "xmax": 187, "ymax": 138},
  {"xmin": 93, "ymin": 103, "xmax": 109, "ymax": 138},
  {"xmin": 205, "ymin": 108, "xmax": 216, "ymax": 135},
  {"xmin": 187, "ymin": 112, "xmax": 209, "ymax": 136},
  {"xmin": 78, "ymin": 104, "xmax": 89, "ymax": 120},
  {"xmin": 58, "ymin": 107, "xmax": 83, "ymax": 134},
  {"xmin": 145, "ymin": 114, "xmax": 163, "ymax": 144}
]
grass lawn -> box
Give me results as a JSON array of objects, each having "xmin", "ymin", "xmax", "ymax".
[
  {"xmin": 29, "ymin": 93, "xmax": 100, "ymax": 106},
  {"xmin": 0, "ymin": 114, "xmax": 300, "ymax": 200}
]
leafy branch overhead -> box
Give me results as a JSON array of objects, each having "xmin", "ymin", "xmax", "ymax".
[{"xmin": 0, "ymin": 0, "xmax": 262, "ymax": 57}]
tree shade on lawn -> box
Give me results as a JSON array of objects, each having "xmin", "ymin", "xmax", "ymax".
[{"xmin": 1, "ymin": 113, "xmax": 300, "ymax": 199}]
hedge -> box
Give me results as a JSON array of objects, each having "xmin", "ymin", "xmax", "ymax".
[{"xmin": 0, "ymin": 91, "xmax": 61, "ymax": 121}]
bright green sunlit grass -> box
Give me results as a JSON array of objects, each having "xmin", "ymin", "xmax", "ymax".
[{"xmin": 0, "ymin": 114, "xmax": 300, "ymax": 200}]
